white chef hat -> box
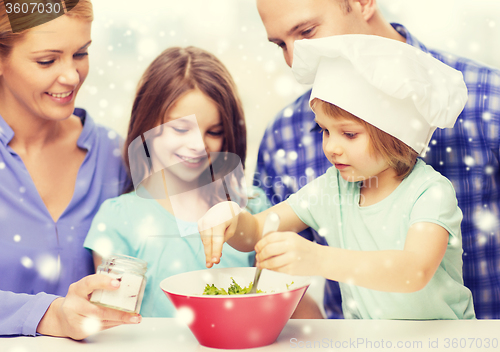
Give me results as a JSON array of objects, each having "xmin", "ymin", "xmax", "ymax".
[{"xmin": 292, "ymin": 35, "xmax": 468, "ymax": 156}]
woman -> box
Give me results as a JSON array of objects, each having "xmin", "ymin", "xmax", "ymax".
[{"xmin": 0, "ymin": 1, "xmax": 140, "ymax": 339}]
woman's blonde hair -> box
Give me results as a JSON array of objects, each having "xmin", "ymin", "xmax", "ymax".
[
  {"xmin": 0, "ymin": 0, "xmax": 93, "ymax": 58},
  {"xmin": 312, "ymin": 98, "xmax": 418, "ymax": 179}
]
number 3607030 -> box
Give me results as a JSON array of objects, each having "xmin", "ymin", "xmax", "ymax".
[{"xmin": 5, "ymin": 2, "xmax": 62, "ymax": 14}]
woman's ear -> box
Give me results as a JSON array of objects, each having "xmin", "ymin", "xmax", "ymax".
[{"xmin": 353, "ymin": 0, "xmax": 377, "ymax": 22}]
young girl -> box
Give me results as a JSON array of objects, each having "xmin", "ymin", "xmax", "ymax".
[
  {"xmin": 83, "ymin": 46, "xmax": 270, "ymax": 317},
  {"xmin": 199, "ymin": 35, "xmax": 476, "ymax": 320}
]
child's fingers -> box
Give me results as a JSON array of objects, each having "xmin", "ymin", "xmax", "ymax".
[
  {"xmin": 258, "ymin": 251, "xmax": 291, "ymax": 271},
  {"xmin": 255, "ymin": 240, "xmax": 286, "ymax": 263},
  {"xmin": 200, "ymin": 227, "xmax": 214, "ymax": 267},
  {"xmin": 254, "ymin": 231, "xmax": 283, "ymax": 253},
  {"xmin": 210, "ymin": 221, "xmax": 231, "ymax": 264}
]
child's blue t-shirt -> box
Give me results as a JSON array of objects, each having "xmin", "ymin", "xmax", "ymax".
[
  {"xmin": 287, "ymin": 159, "xmax": 475, "ymax": 320},
  {"xmin": 84, "ymin": 186, "xmax": 270, "ymax": 317}
]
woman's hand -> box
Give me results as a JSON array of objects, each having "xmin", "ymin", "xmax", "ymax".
[
  {"xmin": 37, "ymin": 274, "xmax": 141, "ymax": 340},
  {"xmin": 255, "ymin": 231, "xmax": 323, "ymax": 276},
  {"xmin": 198, "ymin": 201, "xmax": 242, "ymax": 268}
]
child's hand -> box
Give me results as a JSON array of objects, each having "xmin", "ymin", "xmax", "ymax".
[
  {"xmin": 198, "ymin": 201, "xmax": 242, "ymax": 268},
  {"xmin": 255, "ymin": 231, "xmax": 321, "ymax": 276}
]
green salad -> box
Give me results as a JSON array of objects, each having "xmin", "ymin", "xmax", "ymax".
[
  {"xmin": 203, "ymin": 278, "xmax": 264, "ymax": 295},
  {"xmin": 203, "ymin": 278, "xmax": 295, "ymax": 295}
]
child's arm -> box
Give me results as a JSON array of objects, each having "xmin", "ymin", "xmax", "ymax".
[
  {"xmin": 198, "ymin": 201, "xmax": 308, "ymax": 268},
  {"xmin": 291, "ymin": 293, "xmax": 324, "ymax": 319},
  {"xmin": 256, "ymin": 222, "xmax": 449, "ymax": 293}
]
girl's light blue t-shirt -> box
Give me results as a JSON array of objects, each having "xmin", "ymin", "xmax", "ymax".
[
  {"xmin": 287, "ymin": 159, "xmax": 475, "ymax": 320},
  {"xmin": 84, "ymin": 186, "xmax": 270, "ymax": 317}
]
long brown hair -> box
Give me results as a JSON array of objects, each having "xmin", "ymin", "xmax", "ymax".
[
  {"xmin": 312, "ymin": 98, "xmax": 418, "ymax": 179},
  {"xmin": 0, "ymin": 0, "xmax": 93, "ymax": 58},
  {"xmin": 123, "ymin": 46, "xmax": 247, "ymax": 196}
]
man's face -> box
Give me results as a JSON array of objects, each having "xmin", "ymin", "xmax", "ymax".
[{"xmin": 257, "ymin": 0, "xmax": 369, "ymax": 67}]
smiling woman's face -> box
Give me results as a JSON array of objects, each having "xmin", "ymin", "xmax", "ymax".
[{"xmin": 0, "ymin": 15, "xmax": 92, "ymax": 122}]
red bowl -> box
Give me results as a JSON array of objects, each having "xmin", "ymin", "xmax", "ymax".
[{"xmin": 160, "ymin": 267, "xmax": 310, "ymax": 349}]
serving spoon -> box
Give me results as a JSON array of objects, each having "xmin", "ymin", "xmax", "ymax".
[{"xmin": 248, "ymin": 212, "xmax": 280, "ymax": 294}]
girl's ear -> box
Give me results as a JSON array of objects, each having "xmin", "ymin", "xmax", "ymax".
[{"xmin": 353, "ymin": 0, "xmax": 377, "ymax": 22}]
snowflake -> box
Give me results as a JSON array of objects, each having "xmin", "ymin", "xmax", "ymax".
[
  {"xmin": 463, "ymin": 156, "xmax": 475, "ymax": 167},
  {"xmin": 429, "ymin": 187, "xmax": 444, "ymax": 200},
  {"xmin": 136, "ymin": 216, "xmax": 161, "ymax": 240},
  {"xmin": 93, "ymin": 237, "xmax": 114, "ymax": 258},
  {"xmin": 287, "ymin": 151, "xmax": 298, "ymax": 161},
  {"xmin": 171, "ymin": 260, "xmax": 182, "ymax": 270},
  {"xmin": 484, "ymin": 166, "xmax": 494, "ymax": 175},
  {"xmin": 36, "ymin": 254, "xmax": 59, "ymax": 282},
  {"xmin": 21, "ymin": 256, "xmax": 33, "ymax": 269},
  {"xmin": 318, "ymin": 228, "xmax": 328, "ymax": 237},
  {"xmin": 302, "ymin": 325, "xmax": 312, "ymax": 335},
  {"xmin": 477, "ymin": 235, "xmax": 488, "ymax": 246},
  {"xmin": 346, "ymin": 299, "xmax": 357, "ymax": 309},
  {"xmin": 474, "ymin": 210, "xmax": 498, "ymax": 232},
  {"xmin": 449, "ymin": 236, "xmax": 460, "ymax": 247},
  {"xmin": 305, "ymin": 167, "xmax": 315, "ymax": 177},
  {"xmin": 302, "ymin": 135, "xmax": 313, "ymax": 146},
  {"xmin": 175, "ymin": 307, "xmax": 195, "ymax": 326},
  {"xmin": 107, "ymin": 130, "xmax": 116, "ymax": 140},
  {"xmin": 282, "ymin": 175, "xmax": 292, "ymax": 187},
  {"xmin": 283, "ymin": 108, "xmax": 293, "ymax": 118},
  {"xmin": 224, "ymin": 300, "xmax": 234, "ymax": 310},
  {"xmin": 276, "ymin": 149, "xmax": 286, "ymax": 159},
  {"xmin": 413, "ymin": 113, "xmax": 429, "ymax": 129},
  {"xmin": 82, "ymin": 316, "xmax": 102, "ymax": 336}
]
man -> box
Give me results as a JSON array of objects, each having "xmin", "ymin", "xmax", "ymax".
[{"xmin": 253, "ymin": 0, "xmax": 500, "ymax": 319}]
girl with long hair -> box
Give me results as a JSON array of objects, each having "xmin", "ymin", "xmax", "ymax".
[{"xmin": 84, "ymin": 46, "xmax": 270, "ymax": 317}]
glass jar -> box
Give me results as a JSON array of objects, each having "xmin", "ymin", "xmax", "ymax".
[{"xmin": 90, "ymin": 254, "xmax": 147, "ymax": 313}]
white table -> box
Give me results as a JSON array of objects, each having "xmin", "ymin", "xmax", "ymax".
[{"xmin": 1, "ymin": 318, "xmax": 499, "ymax": 352}]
